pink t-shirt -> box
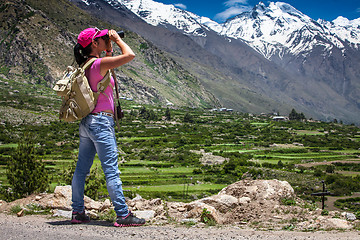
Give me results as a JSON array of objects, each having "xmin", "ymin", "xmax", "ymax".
[{"xmin": 85, "ymin": 58, "xmax": 115, "ymax": 113}]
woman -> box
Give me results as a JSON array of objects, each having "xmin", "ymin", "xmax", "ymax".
[{"xmin": 72, "ymin": 27, "xmax": 145, "ymax": 227}]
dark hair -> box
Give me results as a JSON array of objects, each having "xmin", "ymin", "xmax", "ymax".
[{"xmin": 74, "ymin": 43, "xmax": 92, "ymax": 66}]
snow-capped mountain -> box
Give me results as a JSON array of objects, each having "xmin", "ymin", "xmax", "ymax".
[
  {"xmin": 212, "ymin": 2, "xmax": 360, "ymax": 59},
  {"xmin": 104, "ymin": 0, "xmax": 360, "ymax": 60},
  {"xmin": 75, "ymin": 0, "xmax": 360, "ymax": 124},
  {"xmin": 103, "ymin": 0, "xmax": 215, "ymax": 37}
]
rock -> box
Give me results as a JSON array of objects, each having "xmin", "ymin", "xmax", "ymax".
[
  {"xmin": 219, "ymin": 179, "xmax": 294, "ymax": 201},
  {"xmin": 345, "ymin": 212, "xmax": 357, "ymax": 221},
  {"xmin": 239, "ymin": 197, "xmax": 251, "ymax": 204},
  {"xmin": 100, "ymin": 199, "xmax": 112, "ymax": 211},
  {"xmin": 88, "ymin": 210, "xmax": 98, "ymax": 219},
  {"xmin": 40, "ymin": 185, "xmax": 72, "ymax": 210},
  {"xmin": 132, "ymin": 194, "xmax": 143, "ymax": 201},
  {"xmin": 177, "ymin": 207, "xmax": 187, "ymax": 212},
  {"xmin": 184, "ymin": 202, "xmax": 222, "ymax": 224},
  {"xmin": 38, "ymin": 185, "xmax": 104, "ymax": 212},
  {"xmin": 54, "ymin": 185, "xmax": 72, "ymax": 199},
  {"xmin": 319, "ymin": 217, "xmax": 353, "ymax": 230},
  {"xmin": 17, "ymin": 209, "xmax": 24, "ymax": 217},
  {"xmin": 52, "ymin": 209, "xmax": 72, "ymax": 219},
  {"xmin": 134, "ymin": 201, "xmax": 145, "ymax": 210},
  {"xmin": 85, "ymin": 197, "xmax": 102, "ymax": 211},
  {"xmin": 133, "ymin": 210, "xmax": 155, "ymax": 221},
  {"xmin": 198, "ymin": 194, "xmax": 238, "ymax": 213},
  {"xmin": 181, "ymin": 218, "xmax": 198, "ymax": 224},
  {"xmin": 35, "ymin": 196, "xmax": 42, "ymax": 201},
  {"xmin": 149, "ymin": 198, "xmax": 162, "ymax": 206}
]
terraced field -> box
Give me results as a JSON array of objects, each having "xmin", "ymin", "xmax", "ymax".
[{"xmin": 1, "ymin": 107, "xmax": 360, "ymax": 208}]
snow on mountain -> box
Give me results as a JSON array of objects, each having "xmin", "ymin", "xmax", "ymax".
[
  {"xmin": 103, "ymin": 0, "xmax": 359, "ymax": 59},
  {"xmin": 319, "ymin": 17, "xmax": 360, "ymax": 48},
  {"xmin": 210, "ymin": 2, "xmax": 360, "ymax": 59},
  {"xmin": 105, "ymin": 0, "xmax": 210, "ymax": 37}
]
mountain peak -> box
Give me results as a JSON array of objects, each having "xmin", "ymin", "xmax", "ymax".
[
  {"xmin": 254, "ymin": 1, "xmax": 266, "ymax": 11},
  {"xmin": 271, "ymin": 2, "xmax": 301, "ymax": 15},
  {"xmin": 333, "ymin": 16, "xmax": 351, "ymax": 26},
  {"xmin": 332, "ymin": 16, "xmax": 360, "ymax": 27}
]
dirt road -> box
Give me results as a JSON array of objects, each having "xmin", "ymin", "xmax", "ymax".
[{"xmin": 1, "ymin": 213, "xmax": 359, "ymax": 240}]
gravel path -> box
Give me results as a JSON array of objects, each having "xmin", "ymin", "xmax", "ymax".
[{"xmin": 1, "ymin": 213, "xmax": 359, "ymax": 240}]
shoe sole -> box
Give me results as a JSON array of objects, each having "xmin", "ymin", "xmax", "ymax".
[{"xmin": 114, "ymin": 222, "xmax": 145, "ymax": 227}]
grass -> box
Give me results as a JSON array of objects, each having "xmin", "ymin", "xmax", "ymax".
[
  {"xmin": 10, "ymin": 204, "xmax": 52, "ymax": 215},
  {"xmin": 124, "ymin": 183, "xmax": 226, "ymax": 192},
  {"xmin": 294, "ymin": 130, "xmax": 326, "ymax": 135},
  {"xmin": 0, "ymin": 144, "xmax": 18, "ymax": 148}
]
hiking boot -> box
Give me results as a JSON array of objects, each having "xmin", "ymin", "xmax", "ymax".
[
  {"xmin": 114, "ymin": 211, "xmax": 145, "ymax": 227},
  {"xmin": 71, "ymin": 211, "xmax": 90, "ymax": 224}
]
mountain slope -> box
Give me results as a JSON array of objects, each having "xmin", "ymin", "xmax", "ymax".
[
  {"xmin": 212, "ymin": 2, "xmax": 360, "ymax": 123},
  {"xmin": 72, "ymin": 0, "xmax": 303, "ymax": 116},
  {"xmin": 0, "ymin": 0, "xmax": 219, "ymax": 111},
  {"xmin": 98, "ymin": 0, "xmax": 360, "ymax": 124}
]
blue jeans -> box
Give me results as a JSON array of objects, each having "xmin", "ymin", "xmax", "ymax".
[{"xmin": 71, "ymin": 113, "xmax": 128, "ymax": 217}]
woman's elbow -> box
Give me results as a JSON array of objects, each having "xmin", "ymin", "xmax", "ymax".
[{"xmin": 129, "ymin": 52, "xmax": 135, "ymax": 60}]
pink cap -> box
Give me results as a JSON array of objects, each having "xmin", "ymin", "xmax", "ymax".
[{"xmin": 77, "ymin": 28, "xmax": 108, "ymax": 48}]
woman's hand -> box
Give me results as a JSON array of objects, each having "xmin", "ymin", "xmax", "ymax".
[
  {"xmin": 108, "ymin": 29, "xmax": 121, "ymax": 42},
  {"xmin": 100, "ymin": 29, "xmax": 135, "ymax": 76}
]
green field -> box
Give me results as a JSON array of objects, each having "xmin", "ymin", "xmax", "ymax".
[{"xmin": 1, "ymin": 105, "xmax": 360, "ymax": 204}]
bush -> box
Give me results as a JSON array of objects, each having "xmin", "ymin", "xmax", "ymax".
[
  {"xmin": 334, "ymin": 197, "xmax": 360, "ymax": 212},
  {"xmin": 5, "ymin": 133, "xmax": 49, "ymax": 200},
  {"xmin": 59, "ymin": 159, "xmax": 106, "ymax": 200}
]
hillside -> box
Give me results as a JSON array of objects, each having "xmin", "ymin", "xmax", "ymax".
[
  {"xmin": 0, "ymin": 0, "xmax": 219, "ymax": 119},
  {"xmin": 71, "ymin": 0, "xmax": 301, "ymax": 118},
  {"xmin": 73, "ymin": 0, "xmax": 360, "ymax": 124}
]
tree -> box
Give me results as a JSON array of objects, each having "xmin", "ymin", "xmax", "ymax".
[
  {"xmin": 289, "ymin": 109, "xmax": 306, "ymax": 121},
  {"xmin": 6, "ymin": 133, "xmax": 49, "ymax": 199},
  {"xmin": 325, "ymin": 165, "xmax": 335, "ymax": 173},
  {"xmin": 289, "ymin": 109, "xmax": 298, "ymax": 120},
  {"xmin": 277, "ymin": 160, "xmax": 284, "ymax": 168},
  {"xmin": 165, "ymin": 108, "xmax": 171, "ymax": 121},
  {"xmin": 139, "ymin": 106, "xmax": 157, "ymax": 121},
  {"xmin": 183, "ymin": 112, "xmax": 194, "ymax": 123}
]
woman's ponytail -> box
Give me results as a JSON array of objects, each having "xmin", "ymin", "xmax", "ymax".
[{"xmin": 74, "ymin": 43, "xmax": 92, "ymax": 66}]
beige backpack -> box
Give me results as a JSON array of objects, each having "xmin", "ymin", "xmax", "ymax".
[{"xmin": 53, "ymin": 58, "xmax": 112, "ymax": 122}]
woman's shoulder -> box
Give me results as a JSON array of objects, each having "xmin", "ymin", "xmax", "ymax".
[
  {"xmin": 89, "ymin": 58, "xmax": 102, "ymax": 69},
  {"xmin": 86, "ymin": 58, "xmax": 103, "ymax": 80}
]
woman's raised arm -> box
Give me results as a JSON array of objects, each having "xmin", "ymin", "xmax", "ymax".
[{"xmin": 100, "ymin": 30, "xmax": 135, "ymax": 76}]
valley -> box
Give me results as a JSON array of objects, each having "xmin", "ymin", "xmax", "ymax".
[{"xmin": 0, "ymin": 0, "xmax": 360, "ymax": 222}]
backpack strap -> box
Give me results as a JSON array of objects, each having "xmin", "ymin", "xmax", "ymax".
[
  {"xmin": 80, "ymin": 57, "xmax": 97, "ymax": 70},
  {"xmin": 96, "ymin": 70, "xmax": 113, "ymax": 99},
  {"xmin": 82, "ymin": 58, "xmax": 113, "ymax": 99}
]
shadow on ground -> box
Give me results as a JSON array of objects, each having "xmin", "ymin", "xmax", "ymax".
[{"xmin": 47, "ymin": 220, "xmax": 114, "ymax": 227}]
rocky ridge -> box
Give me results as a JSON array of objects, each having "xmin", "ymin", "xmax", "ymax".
[{"xmin": 1, "ymin": 179, "xmax": 358, "ymax": 231}]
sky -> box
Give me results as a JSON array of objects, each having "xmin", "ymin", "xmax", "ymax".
[{"xmin": 154, "ymin": 0, "xmax": 360, "ymax": 23}]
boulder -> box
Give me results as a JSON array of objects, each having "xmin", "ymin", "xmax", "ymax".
[
  {"xmin": 219, "ymin": 179, "xmax": 294, "ymax": 201},
  {"xmin": 184, "ymin": 201, "xmax": 223, "ymax": 224},
  {"xmin": 133, "ymin": 210, "xmax": 156, "ymax": 221},
  {"xmin": 40, "ymin": 185, "xmax": 72, "ymax": 210},
  {"xmin": 197, "ymin": 194, "xmax": 238, "ymax": 213},
  {"xmin": 239, "ymin": 197, "xmax": 251, "ymax": 204},
  {"xmin": 317, "ymin": 216, "xmax": 353, "ymax": 230}
]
